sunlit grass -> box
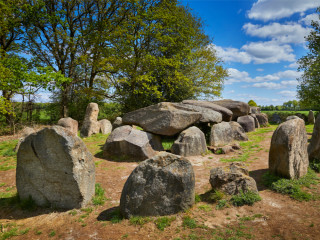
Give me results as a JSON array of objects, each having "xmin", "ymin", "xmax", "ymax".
[{"xmin": 0, "ymin": 139, "xmax": 18, "ymax": 171}]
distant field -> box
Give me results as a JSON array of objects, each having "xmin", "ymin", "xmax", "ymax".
[{"xmin": 261, "ymin": 110, "xmax": 310, "ymax": 115}]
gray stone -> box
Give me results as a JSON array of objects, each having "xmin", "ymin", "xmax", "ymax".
[
  {"xmin": 256, "ymin": 113, "xmax": 269, "ymax": 127},
  {"xmin": 180, "ymin": 103, "xmax": 222, "ymax": 124},
  {"xmin": 269, "ymin": 119, "xmax": 308, "ymax": 179},
  {"xmin": 212, "ymin": 99, "xmax": 250, "ymax": 120},
  {"xmin": 182, "ymin": 100, "xmax": 233, "ymax": 122},
  {"xmin": 308, "ymin": 115, "xmax": 320, "ymax": 160},
  {"xmin": 237, "ymin": 115, "xmax": 255, "ymax": 132},
  {"xmin": 209, "ymin": 163, "xmax": 258, "ymax": 195},
  {"xmin": 103, "ymin": 125, "xmax": 163, "ymax": 161},
  {"xmin": 57, "ymin": 117, "xmax": 78, "ymax": 135},
  {"xmin": 286, "ymin": 115, "xmax": 300, "ymax": 121},
  {"xmin": 122, "ymin": 102, "xmax": 201, "ymax": 136},
  {"xmin": 308, "ymin": 110, "xmax": 315, "ymax": 124},
  {"xmin": 80, "ymin": 103, "xmax": 100, "ymax": 138},
  {"xmin": 250, "ymin": 107, "xmax": 261, "ymax": 114},
  {"xmin": 229, "ymin": 121, "xmax": 248, "ymax": 141},
  {"xmin": 99, "ymin": 119, "xmax": 112, "ymax": 135},
  {"xmin": 120, "ymin": 152, "xmax": 195, "ymax": 218},
  {"xmin": 16, "ymin": 126, "xmax": 95, "ymax": 209},
  {"xmin": 250, "ymin": 114, "xmax": 260, "ymax": 128},
  {"xmin": 112, "ymin": 117, "xmax": 123, "ymax": 129},
  {"xmin": 271, "ymin": 113, "xmax": 281, "ymax": 124},
  {"xmin": 171, "ymin": 126, "xmax": 207, "ymax": 156},
  {"xmin": 15, "ymin": 127, "xmax": 36, "ymax": 152}
]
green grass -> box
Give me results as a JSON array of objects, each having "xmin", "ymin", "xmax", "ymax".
[
  {"xmin": 129, "ymin": 216, "xmax": 152, "ymax": 226},
  {"xmin": 162, "ymin": 138, "xmax": 175, "ymax": 151},
  {"xmin": 82, "ymin": 133, "xmax": 108, "ymax": 156},
  {"xmin": 216, "ymin": 199, "xmax": 228, "ymax": 210},
  {"xmin": 0, "ymin": 226, "xmax": 30, "ymax": 240},
  {"xmin": 230, "ymin": 190, "xmax": 261, "ymax": 206},
  {"xmin": 0, "ymin": 139, "xmax": 18, "ymax": 171},
  {"xmin": 262, "ymin": 169, "xmax": 320, "ymax": 201},
  {"xmin": 182, "ymin": 216, "xmax": 197, "ymax": 229},
  {"xmin": 92, "ymin": 183, "xmax": 107, "ymax": 206},
  {"xmin": 109, "ymin": 208, "xmax": 123, "ymax": 223},
  {"xmin": 154, "ymin": 216, "xmax": 176, "ymax": 231},
  {"xmin": 198, "ymin": 204, "xmax": 212, "ymax": 212},
  {"xmin": 305, "ymin": 124, "xmax": 314, "ymax": 134},
  {"xmin": 48, "ymin": 230, "xmax": 56, "ymax": 237}
]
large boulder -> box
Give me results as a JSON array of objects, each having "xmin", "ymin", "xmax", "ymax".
[
  {"xmin": 256, "ymin": 113, "xmax": 269, "ymax": 127},
  {"xmin": 16, "ymin": 126, "xmax": 95, "ymax": 209},
  {"xmin": 269, "ymin": 119, "xmax": 308, "ymax": 179},
  {"xmin": 212, "ymin": 99, "xmax": 250, "ymax": 120},
  {"xmin": 270, "ymin": 113, "xmax": 281, "ymax": 124},
  {"xmin": 171, "ymin": 126, "xmax": 207, "ymax": 156},
  {"xmin": 250, "ymin": 114, "xmax": 260, "ymax": 128},
  {"xmin": 182, "ymin": 100, "xmax": 232, "ymax": 122},
  {"xmin": 103, "ymin": 125, "xmax": 163, "ymax": 161},
  {"xmin": 122, "ymin": 102, "xmax": 201, "ymax": 136},
  {"xmin": 308, "ymin": 110, "xmax": 315, "ymax": 124},
  {"xmin": 80, "ymin": 103, "xmax": 100, "ymax": 137},
  {"xmin": 15, "ymin": 127, "xmax": 36, "ymax": 152},
  {"xmin": 57, "ymin": 117, "xmax": 78, "ymax": 135},
  {"xmin": 180, "ymin": 103, "xmax": 222, "ymax": 124},
  {"xmin": 308, "ymin": 115, "xmax": 320, "ymax": 160},
  {"xmin": 229, "ymin": 121, "xmax": 249, "ymax": 141},
  {"xmin": 210, "ymin": 121, "xmax": 248, "ymax": 147},
  {"xmin": 209, "ymin": 163, "xmax": 258, "ymax": 195},
  {"xmin": 286, "ymin": 115, "xmax": 300, "ymax": 121},
  {"xmin": 120, "ymin": 152, "xmax": 195, "ymax": 218},
  {"xmin": 237, "ymin": 115, "xmax": 255, "ymax": 132},
  {"xmin": 99, "ymin": 119, "xmax": 112, "ymax": 135},
  {"xmin": 112, "ymin": 117, "xmax": 123, "ymax": 129},
  {"xmin": 250, "ymin": 107, "xmax": 260, "ymax": 114}
]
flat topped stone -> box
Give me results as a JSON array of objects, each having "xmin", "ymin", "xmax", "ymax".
[
  {"xmin": 212, "ymin": 99, "xmax": 250, "ymax": 120},
  {"xmin": 16, "ymin": 126, "xmax": 95, "ymax": 209},
  {"xmin": 122, "ymin": 102, "xmax": 202, "ymax": 136},
  {"xmin": 180, "ymin": 103, "xmax": 222, "ymax": 124}
]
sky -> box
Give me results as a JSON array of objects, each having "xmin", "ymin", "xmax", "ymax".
[{"xmin": 181, "ymin": 0, "xmax": 320, "ymax": 106}]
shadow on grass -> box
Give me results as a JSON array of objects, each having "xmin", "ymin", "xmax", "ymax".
[
  {"xmin": 97, "ymin": 206, "xmax": 123, "ymax": 223},
  {"xmin": 249, "ymin": 168, "xmax": 269, "ymax": 191}
]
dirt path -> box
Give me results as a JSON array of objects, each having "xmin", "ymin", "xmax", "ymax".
[{"xmin": 1, "ymin": 127, "xmax": 319, "ymax": 240}]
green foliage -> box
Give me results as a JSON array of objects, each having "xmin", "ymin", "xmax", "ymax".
[
  {"xmin": 248, "ymin": 100, "xmax": 257, "ymax": 107},
  {"xmin": 48, "ymin": 230, "xmax": 56, "ymax": 237},
  {"xmin": 195, "ymin": 194, "xmax": 201, "ymax": 203},
  {"xmin": 162, "ymin": 138, "xmax": 175, "ymax": 151},
  {"xmin": 154, "ymin": 216, "xmax": 176, "ymax": 231},
  {"xmin": 92, "ymin": 183, "xmax": 107, "ymax": 206},
  {"xmin": 297, "ymin": 7, "xmax": 320, "ymax": 108},
  {"xmin": 310, "ymin": 158, "xmax": 320, "ymax": 172},
  {"xmin": 109, "ymin": 208, "xmax": 123, "ymax": 224},
  {"xmin": 182, "ymin": 216, "xmax": 197, "ymax": 229},
  {"xmin": 262, "ymin": 169, "xmax": 320, "ymax": 201},
  {"xmin": 216, "ymin": 199, "xmax": 228, "ymax": 210},
  {"xmin": 230, "ymin": 191, "xmax": 261, "ymax": 206},
  {"xmin": 198, "ymin": 204, "xmax": 212, "ymax": 212},
  {"xmin": 129, "ymin": 216, "xmax": 152, "ymax": 226}
]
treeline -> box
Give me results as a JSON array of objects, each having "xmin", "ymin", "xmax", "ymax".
[
  {"xmin": 0, "ymin": 0, "xmax": 228, "ymax": 133},
  {"xmin": 260, "ymin": 100, "xmax": 318, "ymax": 111}
]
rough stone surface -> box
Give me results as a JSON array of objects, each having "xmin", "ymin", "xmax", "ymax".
[
  {"xmin": 256, "ymin": 113, "xmax": 269, "ymax": 127},
  {"xmin": 180, "ymin": 103, "xmax": 222, "ymax": 124},
  {"xmin": 308, "ymin": 110, "xmax": 315, "ymax": 124},
  {"xmin": 229, "ymin": 121, "xmax": 248, "ymax": 141},
  {"xmin": 80, "ymin": 103, "xmax": 100, "ymax": 138},
  {"xmin": 15, "ymin": 127, "xmax": 36, "ymax": 152},
  {"xmin": 182, "ymin": 100, "xmax": 233, "ymax": 122},
  {"xmin": 57, "ymin": 117, "xmax": 78, "ymax": 135},
  {"xmin": 120, "ymin": 152, "xmax": 195, "ymax": 218},
  {"xmin": 308, "ymin": 115, "xmax": 320, "ymax": 160},
  {"xmin": 209, "ymin": 163, "xmax": 258, "ymax": 195},
  {"xmin": 250, "ymin": 107, "xmax": 261, "ymax": 114},
  {"xmin": 16, "ymin": 126, "xmax": 95, "ymax": 209},
  {"xmin": 112, "ymin": 117, "xmax": 123, "ymax": 129},
  {"xmin": 286, "ymin": 115, "xmax": 300, "ymax": 121},
  {"xmin": 171, "ymin": 126, "xmax": 207, "ymax": 156},
  {"xmin": 99, "ymin": 119, "xmax": 112, "ymax": 135},
  {"xmin": 122, "ymin": 102, "xmax": 201, "ymax": 136},
  {"xmin": 269, "ymin": 119, "xmax": 308, "ymax": 179},
  {"xmin": 250, "ymin": 114, "xmax": 260, "ymax": 129},
  {"xmin": 237, "ymin": 115, "xmax": 255, "ymax": 132},
  {"xmin": 212, "ymin": 99, "xmax": 250, "ymax": 120},
  {"xmin": 103, "ymin": 125, "xmax": 163, "ymax": 161},
  {"xmin": 271, "ymin": 113, "xmax": 281, "ymax": 124}
]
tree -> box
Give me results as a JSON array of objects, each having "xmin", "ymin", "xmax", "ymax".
[
  {"xmin": 297, "ymin": 7, "xmax": 320, "ymax": 108},
  {"xmin": 248, "ymin": 100, "xmax": 257, "ymax": 107}
]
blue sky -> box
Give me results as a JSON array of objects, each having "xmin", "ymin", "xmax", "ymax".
[{"xmin": 182, "ymin": 0, "xmax": 320, "ymax": 106}]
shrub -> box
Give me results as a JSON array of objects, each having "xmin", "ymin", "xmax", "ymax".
[
  {"xmin": 230, "ymin": 191, "xmax": 261, "ymax": 206},
  {"xmin": 310, "ymin": 158, "xmax": 320, "ymax": 173}
]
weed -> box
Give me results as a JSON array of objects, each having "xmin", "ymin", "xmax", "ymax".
[
  {"xmin": 49, "ymin": 230, "xmax": 56, "ymax": 237},
  {"xmin": 121, "ymin": 234, "xmax": 129, "ymax": 239},
  {"xmin": 129, "ymin": 216, "xmax": 152, "ymax": 226},
  {"xmin": 81, "ymin": 207, "xmax": 93, "ymax": 213},
  {"xmin": 110, "ymin": 208, "xmax": 123, "ymax": 223},
  {"xmin": 215, "ymin": 149, "xmax": 223, "ymax": 155},
  {"xmin": 69, "ymin": 210, "xmax": 77, "ymax": 216},
  {"xmin": 92, "ymin": 183, "xmax": 107, "ymax": 206},
  {"xmin": 154, "ymin": 216, "xmax": 176, "ymax": 231},
  {"xmin": 0, "ymin": 183, "xmax": 5, "ymax": 187},
  {"xmin": 182, "ymin": 216, "xmax": 197, "ymax": 229},
  {"xmin": 230, "ymin": 190, "xmax": 261, "ymax": 206},
  {"xmin": 310, "ymin": 158, "xmax": 320, "ymax": 173},
  {"xmin": 198, "ymin": 204, "xmax": 212, "ymax": 212},
  {"xmin": 35, "ymin": 230, "xmax": 42, "ymax": 235},
  {"xmin": 0, "ymin": 227, "xmax": 18, "ymax": 240},
  {"xmin": 162, "ymin": 138, "xmax": 175, "ymax": 151},
  {"xmin": 216, "ymin": 199, "xmax": 228, "ymax": 210},
  {"xmin": 19, "ymin": 228, "xmax": 30, "ymax": 235},
  {"xmin": 195, "ymin": 194, "xmax": 201, "ymax": 203}
]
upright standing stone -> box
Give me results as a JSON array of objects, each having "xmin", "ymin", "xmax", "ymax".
[
  {"xmin": 171, "ymin": 126, "xmax": 207, "ymax": 156},
  {"xmin": 120, "ymin": 152, "xmax": 195, "ymax": 218},
  {"xmin": 99, "ymin": 119, "xmax": 112, "ymax": 135},
  {"xmin": 308, "ymin": 114, "xmax": 320, "ymax": 160},
  {"xmin": 308, "ymin": 110, "xmax": 315, "ymax": 124},
  {"xmin": 210, "ymin": 122, "xmax": 233, "ymax": 147},
  {"xmin": 57, "ymin": 117, "xmax": 78, "ymax": 135},
  {"xmin": 16, "ymin": 126, "xmax": 95, "ymax": 209},
  {"xmin": 237, "ymin": 115, "xmax": 255, "ymax": 132},
  {"xmin": 256, "ymin": 113, "xmax": 269, "ymax": 127},
  {"xmin": 80, "ymin": 103, "xmax": 100, "ymax": 138},
  {"xmin": 269, "ymin": 119, "xmax": 308, "ymax": 179},
  {"xmin": 112, "ymin": 117, "xmax": 123, "ymax": 129}
]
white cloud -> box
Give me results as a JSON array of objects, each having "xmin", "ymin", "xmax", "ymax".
[
  {"xmin": 214, "ymin": 41, "xmax": 295, "ymax": 64},
  {"xmin": 278, "ymin": 90, "xmax": 297, "ymax": 97},
  {"xmin": 256, "ymin": 68, "xmax": 264, "ymax": 72},
  {"xmin": 243, "ymin": 22, "xmax": 311, "ymax": 44},
  {"xmin": 251, "ymin": 80, "xmax": 298, "ymax": 89},
  {"xmin": 248, "ymin": 0, "xmax": 318, "ymax": 21},
  {"xmin": 287, "ymin": 62, "xmax": 299, "ymax": 68},
  {"xmin": 299, "ymin": 13, "xmax": 319, "ymax": 25}
]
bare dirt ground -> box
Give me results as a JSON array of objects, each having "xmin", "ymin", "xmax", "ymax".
[{"xmin": 1, "ymin": 126, "xmax": 320, "ymax": 240}]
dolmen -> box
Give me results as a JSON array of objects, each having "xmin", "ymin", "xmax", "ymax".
[{"xmin": 16, "ymin": 126, "xmax": 95, "ymax": 208}]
